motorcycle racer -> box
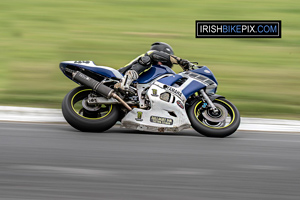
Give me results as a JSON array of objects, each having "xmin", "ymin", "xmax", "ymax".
[{"xmin": 115, "ymin": 42, "xmax": 193, "ymax": 91}]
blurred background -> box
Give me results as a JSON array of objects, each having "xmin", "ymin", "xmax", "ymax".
[{"xmin": 0, "ymin": 0, "xmax": 299, "ymax": 119}]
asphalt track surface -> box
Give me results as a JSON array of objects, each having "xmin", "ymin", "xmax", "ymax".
[{"xmin": 0, "ymin": 122, "xmax": 300, "ymax": 200}]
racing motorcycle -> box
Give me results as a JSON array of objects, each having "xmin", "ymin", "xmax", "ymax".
[{"xmin": 60, "ymin": 60, "xmax": 240, "ymax": 137}]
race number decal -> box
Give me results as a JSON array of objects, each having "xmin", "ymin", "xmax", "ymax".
[
  {"xmin": 150, "ymin": 116, "xmax": 173, "ymax": 125},
  {"xmin": 74, "ymin": 61, "xmax": 90, "ymax": 64}
]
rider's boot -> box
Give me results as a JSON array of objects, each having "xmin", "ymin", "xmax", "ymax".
[{"xmin": 114, "ymin": 70, "xmax": 139, "ymax": 92}]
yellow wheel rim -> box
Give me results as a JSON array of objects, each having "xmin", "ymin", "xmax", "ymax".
[
  {"xmin": 194, "ymin": 99, "xmax": 235, "ymax": 129},
  {"xmin": 71, "ymin": 89, "xmax": 112, "ymax": 120}
]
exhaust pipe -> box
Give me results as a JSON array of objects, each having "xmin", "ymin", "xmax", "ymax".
[{"xmin": 72, "ymin": 71, "xmax": 132, "ymax": 111}]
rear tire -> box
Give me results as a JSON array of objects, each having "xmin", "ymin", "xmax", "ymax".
[
  {"xmin": 187, "ymin": 98, "xmax": 240, "ymax": 137},
  {"xmin": 62, "ymin": 86, "xmax": 119, "ymax": 132}
]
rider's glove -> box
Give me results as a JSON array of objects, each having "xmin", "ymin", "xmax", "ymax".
[
  {"xmin": 178, "ymin": 59, "xmax": 190, "ymax": 71},
  {"xmin": 188, "ymin": 62, "xmax": 197, "ymax": 69}
]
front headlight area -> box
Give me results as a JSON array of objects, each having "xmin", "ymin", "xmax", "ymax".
[{"xmin": 160, "ymin": 92, "xmax": 171, "ymax": 102}]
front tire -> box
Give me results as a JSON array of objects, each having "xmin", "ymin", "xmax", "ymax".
[
  {"xmin": 187, "ymin": 98, "xmax": 240, "ymax": 137},
  {"xmin": 62, "ymin": 86, "xmax": 119, "ymax": 132}
]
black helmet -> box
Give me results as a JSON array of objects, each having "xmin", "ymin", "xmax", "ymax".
[{"xmin": 150, "ymin": 42, "xmax": 174, "ymax": 55}]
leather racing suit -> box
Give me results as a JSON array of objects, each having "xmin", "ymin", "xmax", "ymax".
[{"xmin": 116, "ymin": 50, "xmax": 190, "ymax": 91}]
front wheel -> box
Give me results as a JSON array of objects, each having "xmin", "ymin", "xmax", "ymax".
[
  {"xmin": 62, "ymin": 86, "xmax": 119, "ymax": 132},
  {"xmin": 187, "ymin": 98, "xmax": 240, "ymax": 137}
]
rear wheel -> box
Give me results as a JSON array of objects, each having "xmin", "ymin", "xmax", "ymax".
[
  {"xmin": 62, "ymin": 86, "xmax": 119, "ymax": 132},
  {"xmin": 187, "ymin": 98, "xmax": 240, "ymax": 137}
]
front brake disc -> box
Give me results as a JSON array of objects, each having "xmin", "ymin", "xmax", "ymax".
[{"xmin": 202, "ymin": 103, "xmax": 228, "ymax": 123}]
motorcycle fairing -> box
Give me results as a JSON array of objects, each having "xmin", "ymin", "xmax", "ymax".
[
  {"xmin": 60, "ymin": 61, "xmax": 123, "ymax": 80},
  {"xmin": 136, "ymin": 65, "xmax": 175, "ymax": 84},
  {"xmin": 181, "ymin": 80, "xmax": 207, "ymax": 98},
  {"xmin": 190, "ymin": 66, "xmax": 218, "ymax": 84},
  {"xmin": 154, "ymin": 72, "xmax": 216, "ymax": 100},
  {"xmin": 121, "ymin": 84, "xmax": 191, "ymax": 132},
  {"xmin": 121, "ymin": 71, "xmax": 212, "ymax": 132},
  {"xmin": 157, "ymin": 74, "xmax": 183, "ymax": 86},
  {"xmin": 120, "ymin": 72, "xmax": 212, "ymax": 131}
]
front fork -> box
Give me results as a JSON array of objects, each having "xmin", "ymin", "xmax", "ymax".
[{"xmin": 200, "ymin": 89, "xmax": 219, "ymax": 113}]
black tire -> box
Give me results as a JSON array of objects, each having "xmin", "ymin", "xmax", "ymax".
[
  {"xmin": 62, "ymin": 86, "xmax": 119, "ymax": 132},
  {"xmin": 187, "ymin": 98, "xmax": 240, "ymax": 138}
]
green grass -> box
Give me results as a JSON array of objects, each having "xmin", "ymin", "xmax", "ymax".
[{"xmin": 0, "ymin": 0, "xmax": 299, "ymax": 119}]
